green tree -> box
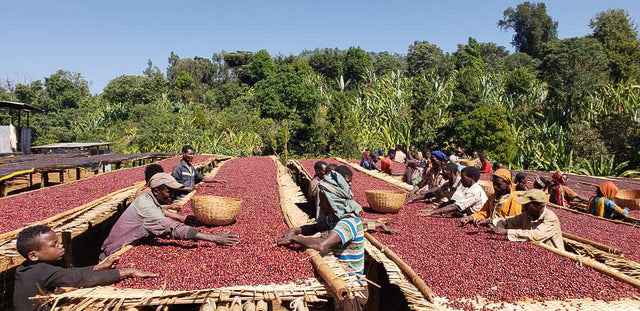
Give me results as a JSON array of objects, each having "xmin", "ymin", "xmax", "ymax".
[
  {"xmin": 342, "ymin": 47, "xmax": 374, "ymax": 86},
  {"xmin": 373, "ymin": 52, "xmax": 405, "ymax": 76},
  {"xmin": 450, "ymin": 38, "xmax": 484, "ymax": 114},
  {"xmin": 248, "ymin": 49, "xmax": 276, "ymax": 85},
  {"xmin": 103, "ymin": 75, "xmax": 163, "ymax": 106},
  {"xmin": 478, "ymin": 42, "xmax": 510, "ymax": 73},
  {"xmin": 454, "ymin": 38, "xmax": 484, "ymax": 70},
  {"xmin": 538, "ymin": 37, "xmax": 610, "ymax": 123},
  {"xmin": 306, "ymin": 48, "xmax": 344, "ymax": 79},
  {"xmin": 43, "ymin": 70, "xmax": 90, "ymax": 110},
  {"xmin": 456, "ymin": 104, "xmax": 515, "ymax": 163},
  {"xmin": 498, "ymin": 1, "xmax": 558, "ymax": 57},
  {"xmin": 406, "ymin": 41, "xmax": 452, "ymax": 77},
  {"xmin": 590, "ymin": 9, "xmax": 640, "ymax": 82}
]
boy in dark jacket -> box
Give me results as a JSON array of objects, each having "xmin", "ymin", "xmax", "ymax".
[{"xmin": 13, "ymin": 225, "xmax": 156, "ymax": 311}]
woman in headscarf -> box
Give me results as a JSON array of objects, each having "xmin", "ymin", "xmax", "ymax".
[
  {"xmin": 461, "ymin": 168, "xmax": 523, "ymax": 225},
  {"xmin": 548, "ymin": 171, "xmax": 587, "ymax": 207},
  {"xmin": 360, "ymin": 151, "xmax": 373, "ymax": 170},
  {"xmin": 587, "ymin": 182, "xmax": 629, "ymax": 219}
]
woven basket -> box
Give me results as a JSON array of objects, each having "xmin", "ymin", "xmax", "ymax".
[
  {"xmin": 478, "ymin": 180, "xmax": 494, "ymax": 197},
  {"xmin": 191, "ymin": 195, "xmax": 242, "ymax": 226},
  {"xmin": 615, "ymin": 189, "xmax": 640, "ymax": 210},
  {"xmin": 365, "ymin": 190, "xmax": 406, "ymax": 213}
]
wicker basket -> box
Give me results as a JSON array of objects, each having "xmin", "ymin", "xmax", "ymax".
[
  {"xmin": 365, "ymin": 190, "xmax": 406, "ymax": 213},
  {"xmin": 615, "ymin": 189, "xmax": 640, "ymax": 210},
  {"xmin": 478, "ymin": 180, "xmax": 494, "ymax": 197},
  {"xmin": 191, "ymin": 195, "xmax": 242, "ymax": 226}
]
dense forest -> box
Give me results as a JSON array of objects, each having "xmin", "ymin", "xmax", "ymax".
[{"xmin": 1, "ymin": 3, "xmax": 639, "ymax": 176}]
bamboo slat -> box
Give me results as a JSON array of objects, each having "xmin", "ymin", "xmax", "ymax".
[
  {"xmin": 561, "ymin": 232, "xmax": 622, "ymax": 255},
  {"xmin": 547, "ymin": 202, "xmax": 640, "ymax": 228}
]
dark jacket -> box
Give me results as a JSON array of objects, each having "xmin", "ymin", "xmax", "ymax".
[{"xmin": 14, "ymin": 262, "xmax": 120, "ymax": 311}]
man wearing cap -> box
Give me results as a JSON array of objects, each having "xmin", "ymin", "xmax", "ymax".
[
  {"xmin": 475, "ymin": 189, "xmax": 564, "ymax": 251},
  {"xmin": 171, "ymin": 145, "xmax": 226, "ymax": 199},
  {"xmin": 101, "ymin": 173, "xmax": 239, "ymax": 257}
]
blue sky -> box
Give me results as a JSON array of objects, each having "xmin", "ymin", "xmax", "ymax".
[{"xmin": 2, "ymin": 1, "xmax": 639, "ymax": 93}]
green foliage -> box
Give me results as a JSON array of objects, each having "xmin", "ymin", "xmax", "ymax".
[
  {"xmin": 248, "ymin": 50, "xmax": 276, "ymax": 85},
  {"xmin": 373, "ymin": 52, "xmax": 405, "ymax": 77},
  {"xmin": 342, "ymin": 47, "xmax": 374, "ymax": 86},
  {"xmin": 590, "ymin": 9, "xmax": 640, "ymax": 82},
  {"xmin": 223, "ymin": 51, "xmax": 254, "ymax": 68},
  {"xmin": 454, "ymin": 38, "xmax": 484, "ymax": 70},
  {"xmin": 456, "ymin": 104, "xmax": 515, "ymax": 163},
  {"xmin": 103, "ymin": 75, "xmax": 163, "ymax": 106},
  {"xmin": 498, "ymin": 1, "xmax": 558, "ymax": 57},
  {"xmin": 406, "ymin": 41, "xmax": 453, "ymax": 77},
  {"xmin": 577, "ymin": 155, "xmax": 635, "ymax": 177},
  {"xmin": 566, "ymin": 123, "xmax": 609, "ymax": 162},
  {"xmin": 306, "ymin": 48, "xmax": 344, "ymax": 79},
  {"xmin": 43, "ymin": 70, "xmax": 90, "ymax": 110},
  {"xmin": 538, "ymin": 37, "xmax": 611, "ymax": 123},
  {"xmin": 478, "ymin": 42, "xmax": 510, "ymax": 73}
]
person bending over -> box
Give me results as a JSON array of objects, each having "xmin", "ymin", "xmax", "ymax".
[
  {"xmin": 14, "ymin": 225, "xmax": 156, "ymax": 311},
  {"xmin": 101, "ymin": 173, "xmax": 239, "ymax": 257},
  {"xmin": 475, "ymin": 189, "xmax": 565, "ymax": 251},
  {"xmin": 460, "ymin": 169, "xmax": 523, "ymax": 226},
  {"xmin": 587, "ymin": 182, "xmax": 629, "ymax": 220},
  {"xmin": 407, "ymin": 163, "xmax": 460, "ymax": 204},
  {"xmin": 417, "ymin": 166, "xmax": 488, "ymax": 217},
  {"xmin": 278, "ymin": 166, "xmax": 368, "ymax": 310},
  {"xmin": 548, "ymin": 171, "xmax": 587, "ymax": 207}
]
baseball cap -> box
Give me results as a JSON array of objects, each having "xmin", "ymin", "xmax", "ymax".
[
  {"xmin": 149, "ymin": 173, "xmax": 184, "ymax": 189},
  {"xmin": 515, "ymin": 189, "xmax": 549, "ymax": 205}
]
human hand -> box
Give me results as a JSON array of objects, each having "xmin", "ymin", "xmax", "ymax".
[
  {"xmin": 210, "ymin": 233, "xmax": 240, "ymax": 245},
  {"xmin": 473, "ymin": 218, "xmax": 491, "ymax": 227},
  {"xmin": 493, "ymin": 226, "xmax": 508, "ymax": 235},
  {"xmin": 416, "ymin": 209, "xmax": 434, "ymax": 217},
  {"xmin": 277, "ymin": 229, "xmax": 296, "ymax": 246},
  {"xmin": 460, "ymin": 216, "xmax": 474, "ymax": 226},
  {"xmin": 122, "ymin": 268, "xmax": 158, "ymax": 278},
  {"xmin": 94, "ymin": 256, "xmax": 120, "ymax": 271},
  {"xmin": 184, "ymin": 215, "xmax": 202, "ymax": 226}
]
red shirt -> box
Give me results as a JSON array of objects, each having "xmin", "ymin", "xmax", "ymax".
[
  {"xmin": 481, "ymin": 161, "xmax": 491, "ymax": 174},
  {"xmin": 380, "ymin": 157, "xmax": 392, "ymax": 174}
]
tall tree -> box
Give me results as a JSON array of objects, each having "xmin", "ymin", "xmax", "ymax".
[
  {"xmin": 342, "ymin": 47, "xmax": 374, "ymax": 86},
  {"xmin": 306, "ymin": 48, "xmax": 344, "ymax": 80},
  {"xmin": 248, "ymin": 49, "xmax": 276, "ymax": 85},
  {"xmin": 538, "ymin": 37, "xmax": 610, "ymax": 123},
  {"xmin": 590, "ymin": 9, "xmax": 640, "ymax": 82},
  {"xmin": 498, "ymin": 2, "xmax": 558, "ymax": 57},
  {"xmin": 406, "ymin": 41, "xmax": 452, "ymax": 77}
]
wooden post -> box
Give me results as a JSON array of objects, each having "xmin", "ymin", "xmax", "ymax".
[
  {"xmin": 0, "ymin": 181, "xmax": 6, "ymax": 197},
  {"xmin": 115, "ymin": 162, "xmax": 121, "ymax": 170},
  {"xmin": 59, "ymin": 171, "xmax": 64, "ymax": 183},
  {"xmin": 76, "ymin": 168, "xmax": 81, "ymax": 180},
  {"xmin": 61, "ymin": 231, "xmax": 73, "ymax": 268},
  {"xmin": 41, "ymin": 172, "xmax": 48, "ymax": 188},
  {"xmin": 29, "ymin": 173, "xmax": 33, "ymax": 187}
]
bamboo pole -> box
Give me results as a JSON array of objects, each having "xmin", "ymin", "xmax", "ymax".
[
  {"xmin": 534, "ymin": 242, "xmax": 640, "ymax": 290},
  {"xmin": 561, "ymin": 232, "xmax": 623, "ymax": 256},
  {"xmin": 547, "ymin": 201, "xmax": 640, "ymax": 228},
  {"xmin": 364, "ymin": 233, "xmax": 435, "ymax": 303}
]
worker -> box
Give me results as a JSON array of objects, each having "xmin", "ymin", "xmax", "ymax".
[
  {"xmin": 101, "ymin": 173, "xmax": 240, "ymax": 257},
  {"xmin": 514, "ymin": 173, "xmax": 529, "ymax": 191},
  {"xmin": 449, "ymin": 147, "xmax": 467, "ymax": 165},
  {"xmin": 359, "ymin": 152, "xmax": 373, "ymax": 170},
  {"xmin": 417, "ymin": 166, "xmax": 488, "ymax": 217},
  {"xmin": 308, "ymin": 161, "xmax": 328, "ymax": 220},
  {"xmin": 548, "ymin": 171, "xmax": 587, "ymax": 207},
  {"xmin": 407, "ymin": 162, "xmax": 460, "ymax": 204},
  {"xmin": 410, "ymin": 150, "xmax": 448, "ymax": 196},
  {"xmin": 171, "ymin": 145, "xmax": 226, "ymax": 199},
  {"xmin": 134, "ymin": 164, "xmax": 169, "ymax": 199},
  {"xmin": 394, "ymin": 145, "xmax": 407, "ymax": 164},
  {"xmin": 479, "ymin": 153, "xmax": 491, "ymax": 174},
  {"xmin": 587, "ymin": 182, "xmax": 630, "ymax": 219},
  {"xmin": 460, "ymin": 169, "xmax": 523, "ymax": 225},
  {"xmin": 372, "ymin": 150, "xmax": 400, "ymax": 176},
  {"xmin": 475, "ymin": 189, "xmax": 565, "ymax": 251},
  {"xmin": 278, "ymin": 165, "xmax": 367, "ymax": 310},
  {"xmin": 14, "ymin": 225, "xmax": 157, "ymax": 311},
  {"xmin": 492, "ymin": 161, "xmax": 504, "ymax": 172}
]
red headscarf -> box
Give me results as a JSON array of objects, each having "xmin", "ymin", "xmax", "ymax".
[{"xmin": 361, "ymin": 151, "xmax": 371, "ymax": 161}]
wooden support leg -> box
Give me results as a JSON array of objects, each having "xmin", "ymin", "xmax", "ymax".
[
  {"xmin": 61, "ymin": 231, "xmax": 73, "ymax": 268},
  {"xmin": 59, "ymin": 171, "xmax": 64, "ymax": 183},
  {"xmin": 29, "ymin": 173, "xmax": 33, "ymax": 187},
  {"xmin": 0, "ymin": 181, "xmax": 6, "ymax": 197},
  {"xmin": 76, "ymin": 168, "xmax": 81, "ymax": 180},
  {"xmin": 41, "ymin": 172, "xmax": 48, "ymax": 188},
  {"xmin": 116, "ymin": 162, "xmax": 121, "ymax": 170}
]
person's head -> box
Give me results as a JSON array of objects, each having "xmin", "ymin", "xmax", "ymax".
[
  {"xmin": 455, "ymin": 146, "xmax": 465, "ymax": 157},
  {"xmin": 596, "ymin": 182, "xmax": 619, "ymax": 199},
  {"xmin": 181, "ymin": 145, "xmax": 195, "ymax": 163},
  {"xmin": 472, "ymin": 151, "xmax": 479, "ymax": 159},
  {"xmin": 551, "ymin": 171, "xmax": 567, "ymax": 186},
  {"xmin": 325, "ymin": 164, "xmax": 338, "ymax": 175},
  {"xmin": 442, "ymin": 163, "xmax": 459, "ymax": 181},
  {"xmin": 144, "ymin": 164, "xmax": 165, "ymax": 184},
  {"xmin": 370, "ymin": 152, "xmax": 380, "ymax": 163},
  {"xmin": 479, "ymin": 153, "xmax": 488, "ymax": 162},
  {"xmin": 335, "ymin": 165, "xmax": 354, "ymax": 184},
  {"xmin": 149, "ymin": 173, "xmax": 185, "ymax": 205},
  {"xmin": 422, "ymin": 148, "xmax": 431, "ymax": 160},
  {"xmin": 361, "ymin": 151, "xmax": 371, "ymax": 161},
  {"xmin": 492, "ymin": 169, "xmax": 512, "ymax": 195},
  {"xmin": 388, "ymin": 149, "xmax": 396, "ymax": 160},
  {"xmin": 314, "ymin": 161, "xmax": 327, "ymax": 177},
  {"xmin": 492, "ymin": 161, "xmax": 503, "ymax": 171},
  {"xmin": 461, "ymin": 167, "xmax": 481, "ymax": 187},
  {"xmin": 430, "ymin": 150, "xmax": 447, "ymax": 167},
  {"xmin": 378, "ymin": 149, "xmax": 384, "ymax": 156},
  {"xmin": 409, "ymin": 145, "xmax": 416, "ymax": 153},
  {"xmin": 516, "ymin": 189, "xmax": 549, "ymax": 220},
  {"xmin": 17, "ymin": 225, "xmax": 64, "ymax": 262},
  {"xmin": 515, "ymin": 173, "xmax": 527, "ymax": 185}
]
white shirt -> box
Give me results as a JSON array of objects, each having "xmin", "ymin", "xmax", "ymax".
[{"xmin": 451, "ymin": 182, "xmax": 488, "ymax": 214}]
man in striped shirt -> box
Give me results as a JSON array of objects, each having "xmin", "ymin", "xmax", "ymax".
[{"xmin": 278, "ymin": 165, "xmax": 367, "ymax": 311}]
